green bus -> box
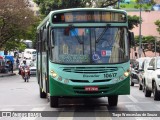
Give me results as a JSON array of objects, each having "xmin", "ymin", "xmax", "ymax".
[{"xmin": 36, "ymin": 8, "xmax": 134, "ymax": 107}]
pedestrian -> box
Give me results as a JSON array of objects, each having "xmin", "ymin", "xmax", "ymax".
[
  {"xmin": 9, "ymin": 61, "xmax": 13, "ymax": 73},
  {"xmin": 16, "ymin": 58, "xmax": 19, "ymax": 69}
]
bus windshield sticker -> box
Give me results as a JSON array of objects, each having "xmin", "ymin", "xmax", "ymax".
[
  {"xmin": 101, "ymin": 50, "xmax": 111, "ymax": 57},
  {"xmin": 92, "ymin": 52, "xmax": 100, "ymax": 61},
  {"xmin": 59, "ymin": 54, "xmax": 89, "ymax": 63}
]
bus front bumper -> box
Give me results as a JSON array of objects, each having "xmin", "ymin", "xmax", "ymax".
[{"xmin": 49, "ymin": 77, "xmax": 130, "ymax": 97}]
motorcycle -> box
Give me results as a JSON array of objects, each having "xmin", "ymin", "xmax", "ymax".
[{"xmin": 21, "ymin": 67, "xmax": 30, "ymax": 82}]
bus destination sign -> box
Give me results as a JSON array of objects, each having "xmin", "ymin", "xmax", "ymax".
[{"xmin": 52, "ymin": 11, "xmax": 126, "ymax": 23}]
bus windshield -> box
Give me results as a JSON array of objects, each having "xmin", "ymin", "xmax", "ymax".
[{"xmin": 51, "ymin": 27, "xmax": 129, "ymax": 64}]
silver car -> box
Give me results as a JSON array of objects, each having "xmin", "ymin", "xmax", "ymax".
[{"xmin": 29, "ymin": 61, "xmax": 36, "ymax": 75}]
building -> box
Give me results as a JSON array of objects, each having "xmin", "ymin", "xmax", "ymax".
[{"xmin": 128, "ymin": 11, "xmax": 160, "ymax": 58}]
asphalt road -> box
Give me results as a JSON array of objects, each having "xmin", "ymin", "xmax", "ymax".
[{"xmin": 0, "ymin": 74, "xmax": 160, "ymax": 120}]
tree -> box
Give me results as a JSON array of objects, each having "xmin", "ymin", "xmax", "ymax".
[
  {"xmin": 155, "ymin": 20, "xmax": 160, "ymax": 35},
  {"xmin": 128, "ymin": 15, "xmax": 140, "ymax": 30},
  {"xmin": 0, "ymin": 0, "xmax": 38, "ymax": 50},
  {"xmin": 134, "ymin": 0, "xmax": 155, "ymax": 10},
  {"xmin": 34, "ymin": 0, "xmax": 119, "ymax": 15}
]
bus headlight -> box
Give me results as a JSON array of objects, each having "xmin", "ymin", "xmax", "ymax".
[
  {"xmin": 124, "ymin": 71, "xmax": 129, "ymax": 77},
  {"xmin": 50, "ymin": 70, "xmax": 57, "ymax": 78}
]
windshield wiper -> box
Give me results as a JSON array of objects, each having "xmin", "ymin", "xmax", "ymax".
[
  {"xmin": 68, "ymin": 24, "xmax": 83, "ymax": 44},
  {"xmin": 96, "ymin": 24, "xmax": 111, "ymax": 43}
]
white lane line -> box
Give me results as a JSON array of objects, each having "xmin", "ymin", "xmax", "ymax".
[{"xmin": 127, "ymin": 95, "xmax": 138, "ymax": 103}]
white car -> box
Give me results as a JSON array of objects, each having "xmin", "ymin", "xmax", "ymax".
[
  {"xmin": 29, "ymin": 61, "xmax": 36, "ymax": 75},
  {"xmin": 143, "ymin": 57, "xmax": 160, "ymax": 100},
  {"xmin": 139, "ymin": 57, "xmax": 152, "ymax": 90},
  {"xmin": 23, "ymin": 49, "xmax": 36, "ymax": 60}
]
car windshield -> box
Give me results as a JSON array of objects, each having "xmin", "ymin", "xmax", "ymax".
[
  {"xmin": 50, "ymin": 27, "xmax": 129, "ymax": 64},
  {"xmin": 32, "ymin": 51, "xmax": 36, "ymax": 54}
]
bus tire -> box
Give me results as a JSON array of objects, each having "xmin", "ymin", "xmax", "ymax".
[
  {"xmin": 40, "ymin": 87, "xmax": 46, "ymax": 98},
  {"xmin": 108, "ymin": 95, "xmax": 118, "ymax": 106},
  {"xmin": 50, "ymin": 96, "xmax": 58, "ymax": 108}
]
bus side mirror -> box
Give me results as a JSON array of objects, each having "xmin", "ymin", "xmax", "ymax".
[{"xmin": 128, "ymin": 31, "xmax": 135, "ymax": 46}]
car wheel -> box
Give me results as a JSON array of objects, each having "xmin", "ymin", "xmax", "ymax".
[
  {"xmin": 144, "ymin": 84, "xmax": 151, "ymax": 97},
  {"xmin": 153, "ymin": 82, "xmax": 160, "ymax": 100}
]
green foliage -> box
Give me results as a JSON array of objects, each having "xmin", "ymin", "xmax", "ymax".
[
  {"xmin": 128, "ymin": 15, "xmax": 140, "ymax": 30},
  {"xmin": 0, "ymin": 0, "xmax": 39, "ymax": 51},
  {"xmin": 34, "ymin": 0, "xmax": 86, "ymax": 15},
  {"xmin": 34, "ymin": 0, "xmax": 119, "ymax": 15},
  {"xmin": 155, "ymin": 20, "xmax": 160, "ymax": 35}
]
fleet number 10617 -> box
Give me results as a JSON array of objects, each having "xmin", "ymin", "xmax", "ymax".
[{"xmin": 104, "ymin": 73, "xmax": 117, "ymax": 78}]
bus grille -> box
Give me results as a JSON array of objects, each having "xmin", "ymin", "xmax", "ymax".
[
  {"xmin": 70, "ymin": 79, "xmax": 111, "ymax": 83},
  {"xmin": 73, "ymin": 86, "xmax": 109, "ymax": 94},
  {"xmin": 61, "ymin": 67, "xmax": 118, "ymax": 74}
]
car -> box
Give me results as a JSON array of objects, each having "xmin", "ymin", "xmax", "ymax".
[
  {"xmin": 29, "ymin": 61, "xmax": 36, "ymax": 75},
  {"xmin": 23, "ymin": 49, "xmax": 36, "ymax": 60},
  {"xmin": 130, "ymin": 59, "xmax": 139, "ymax": 86},
  {"xmin": 138, "ymin": 57, "xmax": 152, "ymax": 90},
  {"xmin": 130, "ymin": 57, "xmax": 149, "ymax": 87},
  {"xmin": 151, "ymin": 4, "xmax": 160, "ymax": 11},
  {"xmin": 143, "ymin": 57, "xmax": 160, "ymax": 100}
]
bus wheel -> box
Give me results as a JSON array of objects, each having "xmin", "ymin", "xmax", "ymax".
[
  {"xmin": 50, "ymin": 96, "xmax": 58, "ymax": 108},
  {"xmin": 108, "ymin": 95, "xmax": 118, "ymax": 106},
  {"xmin": 40, "ymin": 87, "xmax": 46, "ymax": 98}
]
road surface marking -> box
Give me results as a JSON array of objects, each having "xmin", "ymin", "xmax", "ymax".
[{"xmin": 127, "ymin": 95, "xmax": 138, "ymax": 103}]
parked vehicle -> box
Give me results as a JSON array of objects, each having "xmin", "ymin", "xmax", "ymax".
[
  {"xmin": 139, "ymin": 57, "xmax": 152, "ymax": 91},
  {"xmin": 151, "ymin": 4, "xmax": 160, "ymax": 11},
  {"xmin": 23, "ymin": 49, "xmax": 36, "ymax": 60},
  {"xmin": 29, "ymin": 61, "xmax": 36, "ymax": 75},
  {"xmin": 130, "ymin": 57, "xmax": 149, "ymax": 86},
  {"xmin": 131, "ymin": 66, "xmax": 139, "ymax": 86},
  {"xmin": 143, "ymin": 57, "xmax": 160, "ymax": 100}
]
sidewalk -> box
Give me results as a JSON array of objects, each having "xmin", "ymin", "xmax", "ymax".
[
  {"xmin": 0, "ymin": 65, "xmax": 18, "ymax": 77},
  {"xmin": 0, "ymin": 72, "xmax": 16, "ymax": 77}
]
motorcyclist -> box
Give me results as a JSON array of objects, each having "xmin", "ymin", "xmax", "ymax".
[{"xmin": 20, "ymin": 59, "xmax": 30, "ymax": 79}]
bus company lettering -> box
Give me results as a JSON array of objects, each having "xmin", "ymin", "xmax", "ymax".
[{"xmin": 83, "ymin": 74, "xmax": 100, "ymax": 78}]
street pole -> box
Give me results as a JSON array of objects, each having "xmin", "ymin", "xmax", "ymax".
[
  {"xmin": 139, "ymin": 1, "xmax": 142, "ymax": 58},
  {"xmin": 155, "ymin": 36, "xmax": 157, "ymax": 57}
]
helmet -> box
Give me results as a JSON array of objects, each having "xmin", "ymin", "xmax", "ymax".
[{"xmin": 23, "ymin": 59, "xmax": 26, "ymax": 64}]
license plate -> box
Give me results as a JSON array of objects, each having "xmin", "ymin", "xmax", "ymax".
[
  {"xmin": 25, "ymin": 73, "xmax": 28, "ymax": 75},
  {"xmin": 85, "ymin": 86, "xmax": 98, "ymax": 91}
]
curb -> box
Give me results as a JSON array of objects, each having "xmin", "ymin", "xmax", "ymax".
[{"xmin": 0, "ymin": 73, "xmax": 16, "ymax": 77}]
